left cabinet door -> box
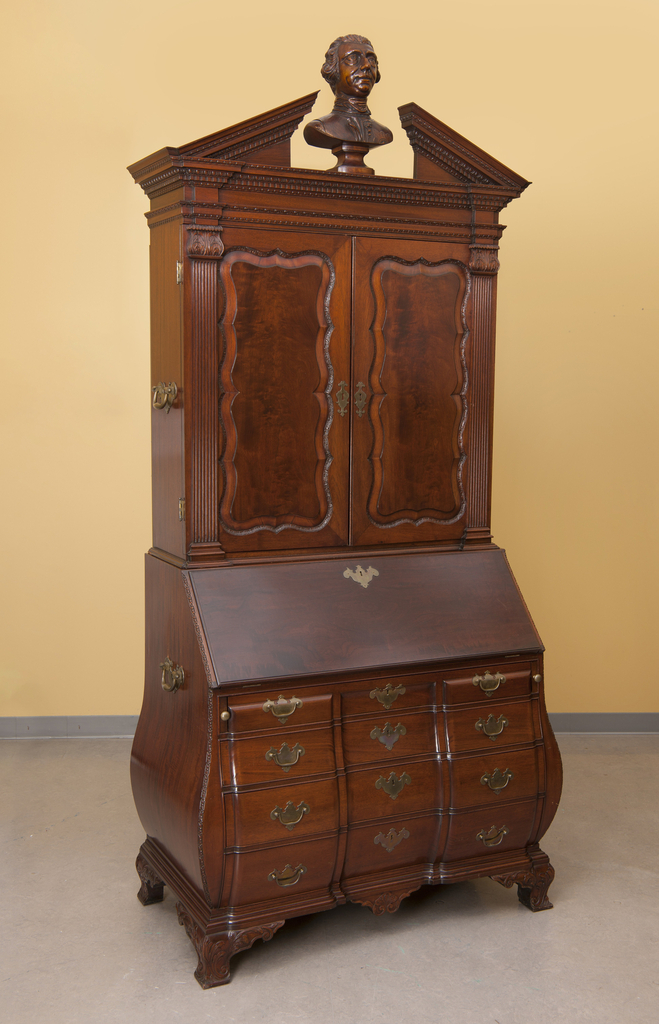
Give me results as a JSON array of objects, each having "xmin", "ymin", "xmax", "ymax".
[{"xmin": 217, "ymin": 229, "xmax": 351, "ymax": 553}]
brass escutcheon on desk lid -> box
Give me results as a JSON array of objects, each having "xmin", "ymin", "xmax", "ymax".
[
  {"xmin": 270, "ymin": 800, "xmax": 310, "ymax": 831},
  {"xmin": 265, "ymin": 741, "xmax": 305, "ymax": 772},
  {"xmin": 374, "ymin": 827, "xmax": 410, "ymax": 853},
  {"xmin": 476, "ymin": 824, "xmax": 509, "ymax": 847},
  {"xmin": 268, "ymin": 863, "xmax": 307, "ymax": 887},
  {"xmin": 473, "ymin": 670, "xmax": 506, "ymax": 696},
  {"xmin": 375, "ymin": 771, "xmax": 411, "ymax": 800},
  {"xmin": 481, "ymin": 767, "xmax": 514, "ymax": 795},
  {"xmin": 370, "ymin": 721, "xmax": 407, "ymax": 750},
  {"xmin": 262, "ymin": 695, "xmax": 302, "ymax": 724},
  {"xmin": 343, "ymin": 564, "xmax": 379, "ymax": 588},
  {"xmin": 370, "ymin": 682, "xmax": 406, "ymax": 710},
  {"xmin": 475, "ymin": 713, "xmax": 509, "ymax": 740}
]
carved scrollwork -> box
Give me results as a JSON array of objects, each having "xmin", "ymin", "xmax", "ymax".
[
  {"xmin": 135, "ymin": 852, "xmax": 164, "ymax": 905},
  {"xmin": 491, "ymin": 859, "xmax": 555, "ymax": 912},
  {"xmin": 356, "ymin": 889, "xmax": 417, "ymax": 915},
  {"xmin": 186, "ymin": 228, "xmax": 224, "ymax": 258},
  {"xmin": 176, "ymin": 903, "xmax": 284, "ymax": 989}
]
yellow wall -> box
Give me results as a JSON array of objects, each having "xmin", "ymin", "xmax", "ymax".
[{"xmin": 2, "ymin": 0, "xmax": 657, "ymax": 716}]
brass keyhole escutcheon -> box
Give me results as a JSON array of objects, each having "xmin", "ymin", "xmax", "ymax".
[
  {"xmin": 481, "ymin": 767, "xmax": 514, "ymax": 795},
  {"xmin": 375, "ymin": 771, "xmax": 411, "ymax": 800},
  {"xmin": 374, "ymin": 827, "xmax": 410, "ymax": 853},
  {"xmin": 370, "ymin": 683, "xmax": 406, "ymax": 710},
  {"xmin": 336, "ymin": 380, "xmax": 349, "ymax": 417},
  {"xmin": 152, "ymin": 381, "xmax": 178, "ymax": 412},
  {"xmin": 354, "ymin": 381, "xmax": 367, "ymax": 417},
  {"xmin": 160, "ymin": 656, "xmax": 184, "ymax": 693},
  {"xmin": 370, "ymin": 722, "xmax": 407, "ymax": 751},
  {"xmin": 344, "ymin": 564, "xmax": 379, "ymax": 588},
  {"xmin": 265, "ymin": 741, "xmax": 305, "ymax": 772},
  {"xmin": 262, "ymin": 695, "xmax": 302, "ymax": 724},
  {"xmin": 475, "ymin": 714, "xmax": 509, "ymax": 740},
  {"xmin": 473, "ymin": 671, "xmax": 506, "ymax": 696}
]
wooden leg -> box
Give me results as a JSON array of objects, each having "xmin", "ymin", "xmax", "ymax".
[
  {"xmin": 491, "ymin": 847, "xmax": 555, "ymax": 912},
  {"xmin": 136, "ymin": 848, "xmax": 165, "ymax": 905},
  {"xmin": 176, "ymin": 903, "xmax": 285, "ymax": 989}
]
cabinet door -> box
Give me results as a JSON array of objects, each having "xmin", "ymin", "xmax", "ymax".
[
  {"xmin": 217, "ymin": 229, "xmax": 351, "ymax": 552},
  {"xmin": 351, "ymin": 238, "xmax": 469, "ymax": 546}
]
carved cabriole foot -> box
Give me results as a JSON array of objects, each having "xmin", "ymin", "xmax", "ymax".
[
  {"xmin": 136, "ymin": 851, "xmax": 165, "ymax": 905},
  {"xmin": 176, "ymin": 904, "xmax": 285, "ymax": 989},
  {"xmin": 491, "ymin": 850, "xmax": 555, "ymax": 912}
]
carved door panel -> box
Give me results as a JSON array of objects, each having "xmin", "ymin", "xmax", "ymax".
[
  {"xmin": 217, "ymin": 230, "xmax": 351, "ymax": 552},
  {"xmin": 350, "ymin": 238, "xmax": 469, "ymax": 547}
]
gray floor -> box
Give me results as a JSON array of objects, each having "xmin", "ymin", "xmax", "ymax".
[{"xmin": 3, "ymin": 736, "xmax": 658, "ymax": 1024}]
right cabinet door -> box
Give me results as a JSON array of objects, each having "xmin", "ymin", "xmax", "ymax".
[{"xmin": 351, "ymin": 238, "xmax": 470, "ymax": 547}]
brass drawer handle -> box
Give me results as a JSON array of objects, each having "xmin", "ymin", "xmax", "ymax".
[
  {"xmin": 160, "ymin": 656, "xmax": 184, "ymax": 693},
  {"xmin": 265, "ymin": 741, "xmax": 305, "ymax": 772},
  {"xmin": 473, "ymin": 671, "xmax": 506, "ymax": 696},
  {"xmin": 152, "ymin": 381, "xmax": 177, "ymax": 412},
  {"xmin": 375, "ymin": 771, "xmax": 411, "ymax": 800},
  {"xmin": 475, "ymin": 714, "xmax": 509, "ymax": 740},
  {"xmin": 270, "ymin": 800, "xmax": 310, "ymax": 831},
  {"xmin": 476, "ymin": 825, "xmax": 509, "ymax": 847},
  {"xmin": 374, "ymin": 827, "xmax": 410, "ymax": 853},
  {"xmin": 370, "ymin": 721, "xmax": 407, "ymax": 751},
  {"xmin": 268, "ymin": 863, "xmax": 307, "ymax": 887},
  {"xmin": 370, "ymin": 683, "xmax": 406, "ymax": 709},
  {"xmin": 336, "ymin": 380, "xmax": 349, "ymax": 417},
  {"xmin": 481, "ymin": 767, "xmax": 514, "ymax": 794},
  {"xmin": 262, "ymin": 695, "xmax": 302, "ymax": 724}
]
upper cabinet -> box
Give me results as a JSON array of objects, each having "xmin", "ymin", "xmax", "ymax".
[{"xmin": 128, "ymin": 95, "xmax": 529, "ymax": 565}]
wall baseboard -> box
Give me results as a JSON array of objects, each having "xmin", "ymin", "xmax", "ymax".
[{"xmin": 1, "ymin": 712, "xmax": 658, "ymax": 738}]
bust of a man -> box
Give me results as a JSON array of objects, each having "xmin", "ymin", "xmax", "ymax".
[{"xmin": 304, "ymin": 35, "xmax": 393, "ymax": 151}]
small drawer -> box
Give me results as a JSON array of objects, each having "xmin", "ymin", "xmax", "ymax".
[
  {"xmin": 346, "ymin": 758, "xmax": 441, "ymax": 824},
  {"xmin": 445, "ymin": 699, "xmax": 536, "ymax": 753},
  {"xmin": 448, "ymin": 747, "xmax": 540, "ymax": 809},
  {"xmin": 344, "ymin": 813, "xmax": 440, "ymax": 877},
  {"xmin": 342, "ymin": 677, "xmax": 435, "ymax": 718},
  {"xmin": 342, "ymin": 711, "xmax": 437, "ymax": 765},
  {"xmin": 229, "ymin": 835, "xmax": 339, "ymax": 907},
  {"xmin": 441, "ymin": 800, "xmax": 537, "ymax": 862},
  {"xmin": 227, "ymin": 777, "xmax": 339, "ymax": 847},
  {"xmin": 442, "ymin": 664, "xmax": 532, "ymax": 705},
  {"xmin": 222, "ymin": 726, "xmax": 336, "ymax": 786},
  {"xmin": 222, "ymin": 692, "xmax": 332, "ymax": 735}
]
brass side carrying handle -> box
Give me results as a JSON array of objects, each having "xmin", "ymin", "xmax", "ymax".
[
  {"xmin": 262, "ymin": 695, "xmax": 302, "ymax": 724},
  {"xmin": 160, "ymin": 656, "xmax": 184, "ymax": 693},
  {"xmin": 265, "ymin": 742, "xmax": 305, "ymax": 772},
  {"xmin": 268, "ymin": 863, "xmax": 307, "ymax": 887},
  {"xmin": 475, "ymin": 714, "xmax": 509, "ymax": 740},
  {"xmin": 476, "ymin": 825, "xmax": 509, "ymax": 847},
  {"xmin": 473, "ymin": 671, "xmax": 506, "ymax": 696},
  {"xmin": 152, "ymin": 381, "xmax": 178, "ymax": 412},
  {"xmin": 370, "ymin": 683, "xmax": 406, "ymax": 710},
  {"xmin": 270, "ymin": 800, "xmax": 310, "ymax": 831}
]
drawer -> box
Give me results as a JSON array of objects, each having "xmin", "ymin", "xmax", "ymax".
[
  {"xmin": 222, "ymin": 692, "xmax": 332, "ymax": 735},
  {"xmin": 346, "ymin": 758, "xmax": 441, "ymax": 824},
  {"xmin": 441, "ymin": 800, "xmax": 537, "ymax": 862},
  {"xmin": 341, "ymin": 677, "xmax": 436, "ymax": 718},
  {"xmin": 229, "ymin": 835, "xmax": 339, "ymax": 907},
  {"xmin": 222, "ymin": 726, "xmax": 336, "ymax": 786},
  {"xmin": 445, "ymin": 699, "xmax": 537, "ymax": 753},
  {"xmin": 227, "ymin": 777, "xmax": 339, "ymax": 847},
  {"xmin": 448, "ymin": 747, "xmax": 540, "ymax": 809},
  {"xmin": 344, "ymin": 813, "xmax": 440, "ymax": 877},
  {"xmin": 442, "ymin": 664, "xmax": 532, "ymax": 705},
  {"xmin": 342, "ymin": 711, "xmax": 438, "ymax": 765}
]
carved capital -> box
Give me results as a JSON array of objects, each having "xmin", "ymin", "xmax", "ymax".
[
  {"xmin": 187, "ymin": 228, "xmax": 224, "ymax": 258},
  {"xmin": 469, "ymin": 245, "xmax": 500, "ymax": 275}
]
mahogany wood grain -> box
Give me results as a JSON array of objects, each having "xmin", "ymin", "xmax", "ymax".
[
  {"xmin": 221, "ymin": 726, "xmax": 337, "ymax": 786},
  {"xmin": 441, "ymin": 663, "xmax": 532, "ymax": 704},
  {"xmin": 447, "ymin": 746, "xmax": 540, "ymax": 809},
  {"xmin": 441, "ymin": 800, "xmax": 538, "ymax": 862},
  {"xmin": 342, "ymin": 710, "xmax": 437, "ymax": 764},
  {"xmin": 343, "ymin": 812, "xmax": 439, "ymax": 876},
  {"xmin": 345, "ymin": 757, "xmax": 441, "ymax": 822},
  {"xmin": 444, "ymin": 698, "xmax": 538, "ymax": 753}
]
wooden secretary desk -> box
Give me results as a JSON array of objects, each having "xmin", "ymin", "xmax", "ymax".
[{"xmin": 128, "ymin": 83, "xmax": 562, "ymax": 989}]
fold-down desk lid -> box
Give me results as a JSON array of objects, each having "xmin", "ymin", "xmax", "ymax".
[{"xmin": 185, "ymin": 549, "xmax": 542, "ymax": 686}]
